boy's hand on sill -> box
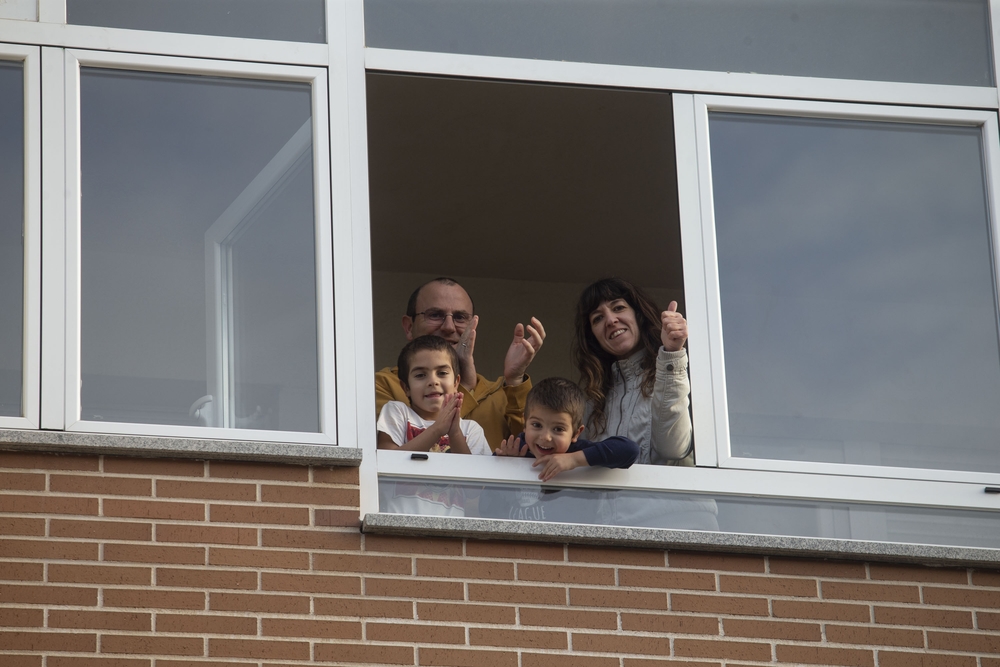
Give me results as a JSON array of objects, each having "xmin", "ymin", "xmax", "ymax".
[
  {"xmin": 532, "ymin": 450, "xmax": 587, "ymax": 482},
  {"xmin": 495, "ymin": 435, "xmax": 528, "ymax": 457},
  {"xmin": 457, "ymin": 316, "xmax": 479, "ymax": 391},
  {"xmin": 504, "ymin": 317, "xmax": 546, "ymax": 386}
]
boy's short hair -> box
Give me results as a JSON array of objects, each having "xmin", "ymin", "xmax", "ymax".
[
  {"xmin": 397, "ymin": 335, "xmax": 462, "ymax": 388},
  {"xmin": 525, "ymin": 377, "xmax": 587, "ymax": 429}
]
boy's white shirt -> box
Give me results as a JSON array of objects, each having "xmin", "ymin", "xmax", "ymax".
[{"xmin": 377, "ymin": 400, "xmax": 492, "ymax": 456}]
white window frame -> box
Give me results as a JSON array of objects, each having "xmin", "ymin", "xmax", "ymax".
[
  {"xmin": 42, "ymin": 48, "xmax": 338, "ymax": 444},
  {"xmin": 361, "ymin": 44, "xmax": 1000, "ymax": 522},
  {"xmin": 0, "ymin": 43, "xmax": 41, "ymax": 431}
]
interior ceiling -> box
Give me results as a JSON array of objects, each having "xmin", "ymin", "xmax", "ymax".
[{"xmin": 366, "ymin": 72, "xmax": 684, "ymax": 290}]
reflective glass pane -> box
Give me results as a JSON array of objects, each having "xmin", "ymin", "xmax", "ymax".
[
  {"xmin": 68, "ymin": 0, "xmax": 325, "ymax": 43},
  {"xmin": 0, "ymin": 61, "xmax": 24, "ymax": 418},
  {"xmin": 381, "ymin": 476, "xmax": 1000, "ymax": 549},
  {"xmin": 80, "ymin": 68, "xmax": 319, "ymax": 432},
  {"xmin": 710, "ymin": 113, "xmax": 1000, "ymax": 473},
  {"xmin": 365, "ymin": 0, "xmax": 992, "ymax": 87}
]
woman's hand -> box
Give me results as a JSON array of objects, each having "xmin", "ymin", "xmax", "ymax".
[
  {"xmin": 494, "ymin": 435, "xmax": 528, "ymax": 457},
  {"xmin": 660, "ymin": 301, "xmax": 688, "ymax": 352}
]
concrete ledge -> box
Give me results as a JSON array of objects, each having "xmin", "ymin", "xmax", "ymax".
[
  {"xmin": 0, "ymin": 429, "xmax": 362, "ymax": 467},
  {"xmin": 363, "ymin": 512, "xmax": 1000, "ymax": 567}
]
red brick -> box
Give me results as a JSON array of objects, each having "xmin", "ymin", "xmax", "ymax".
[
  {"xmin": 571, "ymin": 587, "xmax": 666, "ymax": 610},
  {"xmin": 618, "ymin": 568, "xmax": 716, "ymax": 591},
  {"xmin": 368, "ymin": 622, "xmax": 466, "ymax": 645},
  {"xmin": 675, "ymin": 638, "xmax": 772, "ymax": 661},
  {"xmin": 312, "ymin": 467, "xmax": 359, "ymax": 484},
  {"xmin": 314, "ymin": 642, "xmax": 413, "ymax": 664},
  {"xmin": 0, "ymin": 631, "xmax": 96, "ymax": 652},
  {"xmin": 875, "ymin": 605, "xmax": 973, "ymax": 629},
  {"xmin": 314, "ymin": 597, "xmax": 413, "ymax": 619},
  {"xmin": 768, "ymin": 558, "xmax": 867, "ymax": 579},
  {"xmin": 0, "ymin": 517, "xmax": 45, "ymax": 536},
  {"xmin": 103, "ymin": 457, "xmax": 205, "ymax": 476},
  {"xmin": 315, "ymin": 509, "xmax": 359, "ymax": 526},
  {"xmin": 418, "ymin": 647, "xmax": 517, "ymax": 667},
  {"xmin": 523, "ymin": 655, "xmax": 618, "ymax": 667},
  {"xmin": 821, "ymin": 581, "xmax": 919, "ymax": 603},
  {"xmin": 156, "ymin": 524, "xmax": 257, "ymax": 546},
  {"xmin": 0, "ymin": 538, "xmax": 98, "ymax": 561},
  {"xmin": 927, "ymin": 630, "xmax": 1000, "ymax": 653},
  {"xmin": 521, "ymin": 607, "xmax": 616, "ymax": 630},
  {"xmin": 877, "ymin": 651, "xmax": 977, "ymax": 667},
  {"xmin": 368, "ymin": 577, "xmax": 464, "ymax": 601},
  {"xmin": 156, "ymin": 614, "xmax": 256, "ymax": 635},
  {"xmin": 773, "ymin": 599, "xmax": 870, "ymax": 622},
  {"xmin": 103, "ymin": 499, "xmax": 204, "ymax": 521},
  {"xmin": 0, "ymin": 656, "xmax": 41, "ymax": 667},
  {"xmin": 209, "ymin": 504, "xmax": 309, "ymax": 525},
  {"xmin": 159, "ymin": 662, "xmax": 252, "ymax": 667},
  {"xmin": 209, "ymin": 547, "xmax": 309, "ymax": 569},
  {"xmin": 972, "ymin": 570, "xmax": 1000, "ymax": 587},
  {"xmin": 465, "ymin": 541, "xmax": 564, "ymax": 561},
  {"xmin": 157, "ymin": 567, "xmax": 257, "ymax": 589},
  {"xmin": 209, "ymin": 461, "xmax": 308, "ymax": 481},
  {"xmin": 0, "ymin": 561, "xmax": 43, "ymax": 581},
  {"xmin": 826, "ymin": 624, "xmax": 924, "ymax": 648},
  {"xmin": 869, "ymin": 563, "xmax": 968, "ymax": 584},
  {"xmin": 262, "ymin": 571, "xmax": 359, "ymax": 595},
  {"xmin": 671, "ymin": 593, "xmax": 768, "ymax": 616},
  {"xmin": 721, "ymin": 574, "xmax": 817, "ymax": 597},
  {"xmin": 724, "ymin": 618, "xmax": 819, "ymax": 641},
  {"xmin": 103, "ymin": 588, "xmax": 205, "ymax": 610},
  {"xmin": 416, "ymin": 558, "xmax": 514, "ymax": 581},
  {"xmin": 0, "ymin": 472, "xmax": 45, "ymax": 490},
  {"xmin": 0, "ymin": 452, "xmax": 98, "ymax": 471},
  {"xmin": 470, "ymin": 627, "xmax": 566, "ymax": 649},
  {"xmin": 50, "ymin": 519, "xmax": 151, "ymax": 541},
  {"xmin": 0, "ymin": 584, "xmax": 96, "ymax": 606},
  {"xmin": 49, "ymin": 564, "xmax": 150, "ymax": 585},
  {"xmin": 573, "ymin": 632, "xmax": 672, "ymax": 656},
  {"xmin": 0, "ymin": 495, "xmax": 98, "ymax": 515},
  {"xmin": 49, "ymin": 610, "xmax": 149, "ymax": 631},
  {"xmin": 50, "ymin": 474, "xmax": 151, "ymax": 496},
  {"xmin": 314, "ymin": 552, "xmax": 411, "ymax": 575},
  {"xmin": 156, "ymin": 479, "xmax": 256, "ymax": 501},
  {"xmin": 262, "ymin": 528, "xmax": 360, "ymax": 551},
  {"xmin": 104, "ymin": 543, "xmax": 204, "ymax": 565},
  {"xmin": 364, "ymin": 534, "xmax": 462, "ymax": 555},
  {"xmin": 0, "ymin": 608, "xmax": 43, "ymax": 627},
  {"xmin": 209, "ymin": 638, "xmax": 309, "ymax": 660},
  {"xmin": 517, "ymin": 562, "xmax": 613, "ymax": 585},
  {"xmin": 623, "ymin": 660, "xmax": 721, "ymax": 667},
  {"xmin": 210, "ymin": 592, "xmax": 310, "ymax": 614},
  {"xmin": 418, "ymin": 602, "xmax": 514, "ymax": 625},
  {"xmin": 261, "ymin": 484, "xmax": 359, "ymax": 505},
  {"xmin": 980, "ymin": 610, "xmax": 1000, "ymax": 630},
  {"xmin": 263, "ymin": 618, "xmax": 361, "ymax": 639},
  {"xmin": 623, "ymin": 612, "xmax": 719, "ymax": 635},
  {"xmin": 924, "ymin": 586, "xmax": 1000, "ymax": 608},
  {"xmin": 777, "ymin": 645, "xmax": 874, "ymax": 666},
  {"xmin": 569, "ymin": 545, "xmax": 665, "ymax": 566},
  {"xmin": 669, "ymin": 551, "xmax": 765, "ymax": 572},
  {"xmin": 49, "ymin": 658, "xmax": 149, "ymax": 667}
]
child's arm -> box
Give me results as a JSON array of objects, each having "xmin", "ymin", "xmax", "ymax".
[
  {"xmin": 532, "ymin": 450, "xmax": 588, "ymax": 482},
  {"xmin": 531, "ymin": 436, "xmax": 640, "ymax": 481},
  {"xmin": 443, "ymin": 394, "xmax": 472, "ymax": 454},
  {"xmin": 376, "ymin": 400, "xmax": 450, "ymax": 451}
]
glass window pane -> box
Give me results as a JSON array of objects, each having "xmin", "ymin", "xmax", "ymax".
[
  {"xmin": 80, "ymin": 68, "xmax": 320, "ymax": 432},
  {"xmin": 365, "ymin": 0, "xmax": 992, "ymax": 87},
  {"xmin": 710, "ymin": 113, "xmax": 1000, "ymax": 474},
  {"xmin": 68, "ymin": 0, "xmax": 325, "ymax": 43},
  {"xmin": 0, "ymin": 61, "xmax": 24, "ymax": 418}
]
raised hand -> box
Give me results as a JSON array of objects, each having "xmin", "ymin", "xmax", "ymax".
[
  {"xmin": 503, "ymin": 317, "xmax": 546, "ymax": 386},
  {"xmin": 494, "ymin": 435, "xmax": 528, "ymax": 457},
  {"xmin": 660, "ymin": 301, "xmax": 688, "ymax": 352},
  {"xmin": 456, "ymin": 315, "xmax": 479, "ymax": 390}
]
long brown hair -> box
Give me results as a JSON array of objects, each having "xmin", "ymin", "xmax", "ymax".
[{"xmin": 572, "ymin": 278, "xmax": 663, "ymax": 434}]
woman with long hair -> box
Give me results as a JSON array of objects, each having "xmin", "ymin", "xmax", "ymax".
[{"xmin": 572, "ymin": 277, "xmax": 693, "ymax": 465}]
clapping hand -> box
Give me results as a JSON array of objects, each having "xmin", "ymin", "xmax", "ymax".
[
  {"xmin": 503, "ymin": 317, "xmax": 545, "ymax": 386},
  {"xmin": 494, "ymin": 435, "xmax": 528, "ymax": 457}
]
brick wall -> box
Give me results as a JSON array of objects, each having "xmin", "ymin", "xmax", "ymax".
[{"xmin": 2, "ymin": 449, "xmax": 999, "ymax": 667}]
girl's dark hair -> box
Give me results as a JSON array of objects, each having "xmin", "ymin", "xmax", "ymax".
[
  {"xmin": 397, "ymin": 335, "xmax": 461, "ymax": 389},
  {"xmin": 572, "ymin": 278, "xmax": 663, "ymax": 434}
]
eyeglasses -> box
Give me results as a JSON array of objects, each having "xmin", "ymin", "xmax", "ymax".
[{"xmin": 413, "ymin": 309, "xmax": 473, "ymax": 325}]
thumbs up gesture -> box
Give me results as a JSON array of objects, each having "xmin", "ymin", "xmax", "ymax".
[{"xmin": 660, "ymin": 301, "xmax": 688, "ymax": 352}]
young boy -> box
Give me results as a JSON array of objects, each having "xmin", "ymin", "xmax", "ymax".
[
  {"xmin": 478, "ymin": 378, "xmax": 639, "ymax": 522},
  {"xmin": 377, "ymin": 335, "xmax": 490, "ymax": 515}
]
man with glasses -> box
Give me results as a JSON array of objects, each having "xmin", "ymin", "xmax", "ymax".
[{"xmin": 376, "ymin": 277, "xmax": 545, "ymax": 449}]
